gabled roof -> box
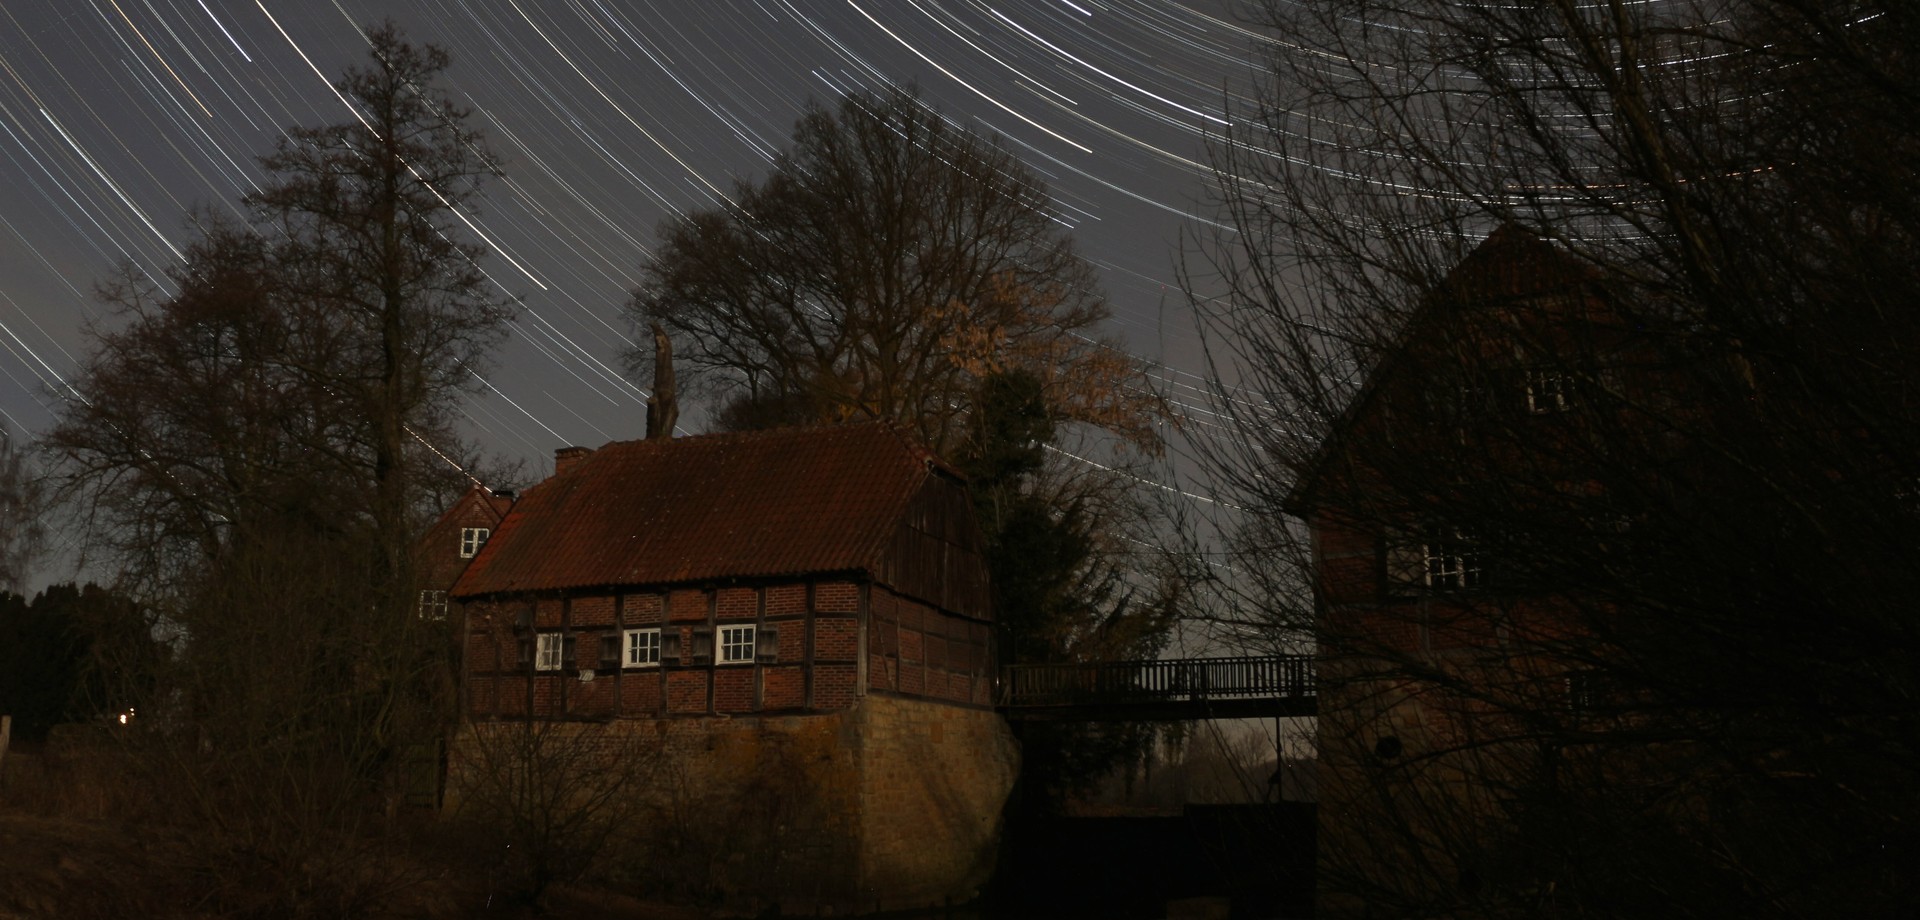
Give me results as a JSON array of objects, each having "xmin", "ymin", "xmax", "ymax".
[
  {"xmin": 451, "ymin": 422, "xmax": 956, "ymax": 598},
  {"xmin": 420, "ymin": 483, "xmax": 514, "ymax": 549},
  {"xmin": 426, "ymin": 483, "xmax": 515, "ymax": 529},
  {"xmin": 1433, "ymin": 223, "xmax": 1600, "ymax": 306},
  {"xmin": 1283, "ymin": 225, "xmax": 1605, "ymax": 515},
  {"xmin": 477, "ymin": 487, "xmax": 515, "ymax": 521}
]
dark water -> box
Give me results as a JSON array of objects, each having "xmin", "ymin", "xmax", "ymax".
[{"xmin": 963, "ymin": 805, "xmax": 1316, "ymax": 920}]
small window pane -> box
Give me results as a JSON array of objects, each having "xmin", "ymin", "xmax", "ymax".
[
  {"xmin": 535, "ymin": 633, "xmax": 564, "ymax": 671},
  {"xmin": 718, "ymin": 625, "xmax": 756, "ymax": 664},
  {"xmin": 1525, "ymin": 369, "xmax": 1572, "ymax": 413},
  {"xmin": 1425, "ymin": 529, "xmax": 1482, "ymax": 589},
  {"xmin": 624, "ymin": 628, "xmax": 661, "ymax": 667},
  {"xmin": 460, "ymin": 527, "xmax": 491, "ymax": 558},
  {"xmin": 418, "ymin": 589, "xmax": 448, "ymax": 621},
  {"xmin": 1386, "ymin": 526, "xmax": 1483, "ymax": 591}
]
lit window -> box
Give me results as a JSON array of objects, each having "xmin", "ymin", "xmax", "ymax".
[
  {"xmin": 418, "ymin": 589, "xmax": 448, "ymax": 620},
  {"xmin": 624, "ymin": 628, "xmax": 661, "ymax": 668},
  {"xmin": 535, "ymin": 632, "xmax": 565, "ymax": 671},
  {"xmin": 1524, "ymin": 368, "xmax": 1572, "ymax": 413},
  {"xmin": 1386, "ymin": 526, "xmax": 1483, "ymax": 591},
  {"xmin": 1424, "ymin": 533, "xmax": 1483, "ymax": 589},
  {"xmin": 459, "ymin": 527, "xmax": 490, "ymax": 558},
  {"xmin": 718, "ymin": 625, "xmax": 756, "ymax": 664}
]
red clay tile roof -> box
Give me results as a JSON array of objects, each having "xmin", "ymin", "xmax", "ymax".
[
  {"xmin": 482, "ymin": 490, "xmax": 514, "ymax": 519},
  {"xmin": 450, "ymin": 422, "xmax": 951, "ymax": 597}
]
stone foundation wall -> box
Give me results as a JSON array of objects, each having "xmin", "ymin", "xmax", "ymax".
[
  {"xmin": 449, "ymin": 695, "xmax": 1017, "ymax": 914},
  {"xmin": 853, "ymin": 694, "xmax": 1018, "ymax": 913}
]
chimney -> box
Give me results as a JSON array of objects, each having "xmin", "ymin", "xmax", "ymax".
[{"xmin": 554, "ymin": 446, "xmax": 592, "ymax": 477}]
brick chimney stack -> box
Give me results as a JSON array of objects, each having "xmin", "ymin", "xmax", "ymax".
[{"xmin": 554, "ymin": 446, "xmax": 592, "ymax": 477}]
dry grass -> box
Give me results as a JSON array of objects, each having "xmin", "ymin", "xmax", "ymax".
[{"xmin": 0, "ymin": 745, "xmax": 711, "ymax": 920}]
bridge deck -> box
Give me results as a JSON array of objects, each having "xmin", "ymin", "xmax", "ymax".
[{"xmin": 997, "ymin": 654, "xmax": 1316, "ymax": 721}]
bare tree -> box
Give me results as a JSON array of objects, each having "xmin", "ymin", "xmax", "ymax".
[
  {"xmin": 246, "ymin": 23, "xmax": 513, "ymax": 591},
  {"xmin": 450, "ymin": 718, "xmax": 664, "ymax": 905},
  {"xmin": 0, "ymin": 424, "xmax": 44, "ymax": 593},
  {"xmin": 1188, "ymin": 1, "xmax": 1919, "ymax": 915},
  {"xmin": 45, "ymin": 25, "xmax": 513, "ymax": 912},
  {"xmin": 625, "ymin": 88, "xmax": 1156, "ymax": 457}
]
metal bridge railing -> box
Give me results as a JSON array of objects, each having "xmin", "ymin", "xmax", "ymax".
[{"xmin": 998, "ymin": 654, "xmax": 1315, "ymax": 708}]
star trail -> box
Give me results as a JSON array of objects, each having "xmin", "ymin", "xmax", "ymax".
[{"xmin": 0, "ymin": 0, "xmax": 1266, "ymax": 469}]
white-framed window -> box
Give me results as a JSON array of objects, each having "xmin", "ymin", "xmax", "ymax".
[
  {"xmin": 624, "ymin": 628, "xmax": 661, "ymax": 668},
  {"xmin": 535, "ymin": 632, "xmax": 566, "ymax": 671},
  {"xmin": 459, "ymin": 527, "xmax": 490, "ymax": 558},
  {"xmin": 718, "ymin": 625, "xmax": 756, "ymax": 664},
  {"xmin": 1524, "ymin": 368, "xmax": 1572, "ymax": 413},
  {"xmin": 1424, "ymin": 533, "xmax": 1483, "ymax": 589},
  {"xmin": 1387, "ymin": 526, "xmax": 1483, "ymax": 591},
  {"xmin": 418, "ymin": 589, "xmax": 448, "ymax": 620}
]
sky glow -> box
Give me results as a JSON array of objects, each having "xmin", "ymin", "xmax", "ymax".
[{"xmin": 0, "ymin": 1, "xmax": 1263, "ymax": 467}]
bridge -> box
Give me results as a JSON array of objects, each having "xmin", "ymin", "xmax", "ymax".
[{"xmin": 997, "ymin": 654, "xmax": 1316, "ymax": 721}]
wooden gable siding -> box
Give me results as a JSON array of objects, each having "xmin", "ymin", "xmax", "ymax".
[{"xmin": 874, "ymin": 470, "xmax": 992, "ymax": 623}]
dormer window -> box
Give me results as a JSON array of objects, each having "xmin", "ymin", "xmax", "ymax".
[{"xmin": 460, "ymin": 527, "xmax": 490, "ymax": 558}]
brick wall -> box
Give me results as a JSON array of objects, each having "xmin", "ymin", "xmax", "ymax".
[
  {"xmin": 571, "ymin": 595, "xmax": 615, "ymax": 627},
  {"xmin": 766, "ymin": 584, "xmax": 806, "ymax": 616},
  {"xmin": 667, "ymin": 671, "xmax": 707, "ymax": 713},
  {"xmin": 668, "ymin": 588, "xmax": 706, "ymax": 622},
  {"xmin": 713, "ymin": 666, "xmax": 754, "ymax": 713},
  {"xmin": 864, "ymin": 585, "xmax": 992, "ymax": 708},
  {"xmin": 763, "ymin": 665, "xmax": 804, "ymax": 709},
  {"xmin": 464, "ymin": 577, "xmax": 994, "ymax": 720},
  {"xmin": 814, "ymin": 617, "xmax": 859, "ymax": 660},
  {"xmin": 716, "ymin": 587, "xmax": 756, "ymax": 620},
  {"xmin": 623, "ymin": 592, "xmax": 664, "ymax": 624},
  {"xmin": 816, "ymin": 580, "xmax": 859, "ymax": 613},
  {"xmin": 812, "ymin": 664, "xmax": 858, "ymax": 710},
  {"xmin": 535, "ymin": 598, "xmax": 564, "ymax": 628}
]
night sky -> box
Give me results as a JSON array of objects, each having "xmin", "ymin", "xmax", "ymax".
[{"xmin": 0, "ymin": 1, "xmax": 1262, "ymax": 476}]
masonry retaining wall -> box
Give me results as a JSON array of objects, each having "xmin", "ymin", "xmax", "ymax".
[{"xmin": 449, "ymin": 695, "xmax": 1017, "ymax": 914}]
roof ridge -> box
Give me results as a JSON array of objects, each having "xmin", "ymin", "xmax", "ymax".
[
  {"xmin": 451, "ymin": 418, "xmax": 949, "ymax": 598},
  {"xmin": 584, "ymin": 418, "xmax": 913, "ymax": 455}
]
